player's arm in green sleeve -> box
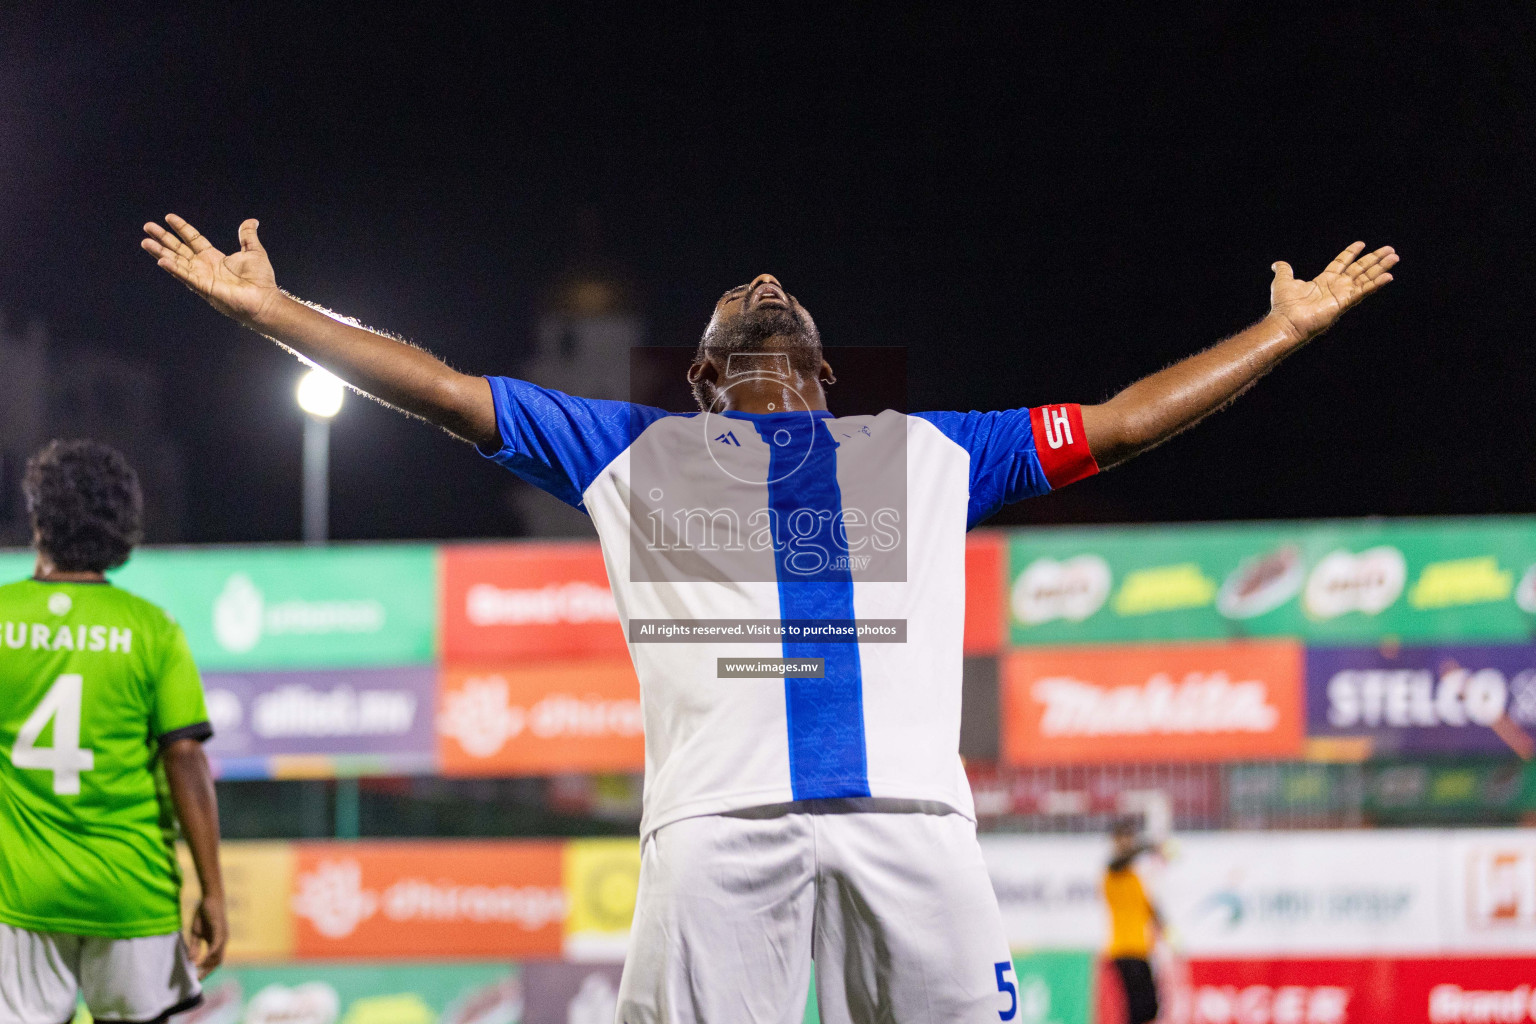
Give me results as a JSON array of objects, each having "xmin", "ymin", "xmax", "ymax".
[
  {"xmin": 164, "ymin": 739, "xmax": 227, "ymax": 978},
  {"xmin": 140, "ymin": 215, "xmax": 497, "ymax": 447},
  {"xmin": 1079, "ymin": 241, "xmax": 1398, "ymax": 469},
  {"xmin": 151, "ymin": 618, "xmax": 227, "ymax": 977}
]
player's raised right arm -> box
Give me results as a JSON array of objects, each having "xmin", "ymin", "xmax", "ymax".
[{"xmin": 141, "ymin": 215, "xmax": 497, "ymax": 447}]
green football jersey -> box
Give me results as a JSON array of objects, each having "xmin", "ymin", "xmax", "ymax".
[{"xmin": 0, "ymin": 577, "xmax": 210, "ymax": 938}]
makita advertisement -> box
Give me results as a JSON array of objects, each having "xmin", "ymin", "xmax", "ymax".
[
  {"xmin": 1001, "ymin": 641, "xmax": 1305, "ymax": 764},
  {"xmin": 1306, "ymin": 644, "xmax": 1536, "ymax": 757}
]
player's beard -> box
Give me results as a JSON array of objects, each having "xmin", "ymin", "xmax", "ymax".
[{"xmin": 692, "ymin": 305, "xmax": 823, "ymax": 411}]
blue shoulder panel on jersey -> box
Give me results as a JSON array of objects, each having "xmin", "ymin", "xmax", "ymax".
[
  {"xmin": 478, "ymin": 376, "xmax": 674, "ymax": 510},
  {"xmin": 913, "ymin": 409, "xmax": 1053, "ymax": 528},
  {"xmin": 744, "ymin": 412, "xmax": 871, "ymax": 801}
]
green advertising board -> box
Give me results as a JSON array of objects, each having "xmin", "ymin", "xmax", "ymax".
[
  {"xmin": 108, "ymin": 545, "xmax": 439, "ymax": 669},
  {"xmin": 0, "ymin": 550, "xmax": 34, "ymax": 586},
  {"xmin": 1008, "ymin": 517, "xmax": 1536, "ymax": 646}
]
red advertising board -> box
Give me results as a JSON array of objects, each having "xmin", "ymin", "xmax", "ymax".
[
  {"xmin": 437, "ymin": 660, "xmax": 645, "ymax": 776},
  {"xmin": 965, "ymin": 532, "xmax": 1005, "ymax": 655},
  {"xmin": 291, "ymin": 841, "xmax": 565, "ymax": 958},
  {"xmin": 441, "ymin": 542, "xmax": 625, "ymax": 662},
  {"xmin": 1002, "ymin": 641, "xmax": 1305, "ymax": 765},
  {"xmin": 1176, "ymin": 957, "xmax": 1536, "ymax": 1024}
]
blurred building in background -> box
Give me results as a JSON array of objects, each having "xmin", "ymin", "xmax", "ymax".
[
  {"xmin": 0, "ymin": 314, "xmax": 185, "ymax": 545},
  {"xmin": 506, "ymin": 217, "xmax": 648, "ymax": 539}
]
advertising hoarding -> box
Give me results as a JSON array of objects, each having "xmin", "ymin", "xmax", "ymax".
[
  {"xmin": 112, "ymin": 545, "xmax": 439, "ymax": 670},
  {"xmin": 1306, "ymin": 644, "xmax": 1536, "ymax": 757},
  {"xmin": 1002, "ymin": 642, "xmax": 1305, "ymax": 765},
  {"xmin": 203, "ymin": 666, "xmax": 438, "ymax": 778},
  {"xmin": 291, "ymin": 841, "xmax": 566, "ymax": 959},
  {"xmin": 1008, "ymin": 519, "xmax": 1536, "ymax": 646},
  {"xmin": 561, "ymin": 838, "xmax": 641, "ymax": 961},
  {"xmin": 440, "ymin": 542, "xmax": 624, "ymax": 663},
  {"xmin": 965, "ymin": 531, "xmax": 1006, "ymax": 655},
  {"xmin": 180, "ymin": 842, "xmax": 297, "ymax": 963},
  {"xmin": 437, "ymin": 661, "xmax": 644, "ymax": 776},
  {"xmin": 1444, "ymin": 831, "xmax": 1536, "ymax": 953},
  {"xmin": 181, "ymin": 963, "xmax": 520, "ymax": 1024},
  {"xmin": 1176, "ymin": 957, "xmax": 1536, "ymax": 1024}
]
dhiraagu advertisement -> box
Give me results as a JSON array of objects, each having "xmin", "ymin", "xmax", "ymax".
[
  {"xmin": 110, "ymin": 545, "xmax": 439, "ymax": 670},
  {"xmin": 1008, "ymin": 517, "xmax": 1536, "ymax": 646}
]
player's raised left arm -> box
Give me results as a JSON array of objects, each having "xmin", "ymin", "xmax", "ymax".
[{"xmin": 1079, "ymin": 242, "xmax": 1398, "ymax": 469}]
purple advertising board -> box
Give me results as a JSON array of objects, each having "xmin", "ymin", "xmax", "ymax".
[
  {"xmin": 1306, "ymin": 644, "xmax": 1536, "ymax": 756},
  {"xmin": 201, "ymin": 666, "xmax": 438, "ymax": 777}
]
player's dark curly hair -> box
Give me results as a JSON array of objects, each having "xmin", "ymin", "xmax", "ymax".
[{"xmin": 23, "ymin": 439, "xmax": 144, "ymax": 573}]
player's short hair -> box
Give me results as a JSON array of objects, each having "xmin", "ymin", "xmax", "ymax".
[
  {"xmin": 23, "ymin": 439, "xmax": 144, "ymax": 573},
  {"xmin": 1111, "ymin": 815, "xmax": 1142, "ymax": 839}
]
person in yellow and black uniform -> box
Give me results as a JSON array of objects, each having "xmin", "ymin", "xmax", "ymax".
[{"xmin": 1104, "ymin": 818, "xmax": 1164, "ymax": 1024}]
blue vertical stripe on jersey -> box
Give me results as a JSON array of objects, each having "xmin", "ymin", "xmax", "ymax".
[{"xmin": 748, "ymin": 413, "xmax": 871, "ymax": 800}]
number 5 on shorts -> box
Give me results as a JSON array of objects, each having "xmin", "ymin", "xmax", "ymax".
[
  {"xmin": 11, "ymin": 674, "xmax": 95, "ymax": 795},
  {"xmin": 994, "ymin": 960, "xmax": 1017, "ymax": 1021}
]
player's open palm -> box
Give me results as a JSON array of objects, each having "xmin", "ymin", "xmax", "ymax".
[
  {"xmin": 1269, "ymin": 241, "xmax": 1398, "ymax": 341},
  {"xmin": 141, "ymin": 215, "xmax": 279, "ymax": 324}
]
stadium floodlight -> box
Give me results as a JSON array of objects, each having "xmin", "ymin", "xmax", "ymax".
[
  {"xmin": 296, "ymin": 367, "xmax": 345, "ymax": 418},
  {"xmin": 296, "ymin": 368, "xmax": 344, "ymax": 545}
]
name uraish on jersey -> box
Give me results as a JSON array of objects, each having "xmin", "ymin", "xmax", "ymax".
[{"xmin": 2, "ymin": 622, "xmax": 133, "ymax": 653}]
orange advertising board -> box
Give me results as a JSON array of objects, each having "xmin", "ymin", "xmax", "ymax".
[
  {"xmin": 964, "ymin": 532, "xmax": 1005, "ymax": 655},
  {"xmin": 1002, "ymin": 640, "xmax": 1305, "ymax": 764},
  {"xmin": 437, "ymin": 660, "xmax": 645, "ymax": 775},
  {"xmin": 291, "ymin": 840, "xmax": 565, "ymax": 958},
  {"xmin": 441, "ymin": 542, "xmax": 626, "ymax": 662}
]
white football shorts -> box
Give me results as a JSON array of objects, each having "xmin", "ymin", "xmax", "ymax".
[
  {"xmin": 615, "ymin": 799, "xmax": 1016, "ymax": 1024},
  {"xmin": 0, "ymin": 924, "xmax": 200, "ymax": 1024}
]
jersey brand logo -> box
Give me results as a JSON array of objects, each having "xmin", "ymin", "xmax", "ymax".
[
  {"xmin": 714, "ymin": 431, "xmax": 741, "ymax": 446},
  {"xmin": 1042, "ymin": 406, "xmax": 1073, "ymax": 449}
]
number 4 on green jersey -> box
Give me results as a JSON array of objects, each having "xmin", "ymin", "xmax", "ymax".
[{"xmin": 12, "ymin": 674, "xmax": 96, "ymax": 795}]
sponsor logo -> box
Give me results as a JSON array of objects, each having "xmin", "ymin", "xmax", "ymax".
[
  {"xmin": 1196, "ymin": 884, "xmax": 1414, "ymax": 930},
  {"xmin": 1517, "ymin": 565, "xmax": 1536, "ymax": 614},
  {"xmin": 1218, "ymin": 546, "xmax": 1304, "ymax": 620},
  {"xmin": 1428, "ymin": 984, "xmax": 1536, "ymax": 1024},
  {"xmin": 1325, "ymin": 668, "xmax": 1515, "ymax": 729},
  {"xmin": 213, "ymin": 573, "xmax": 386, "ymax": 654},
  {"xmin": 46, "ymin": 592, "xmax": 71, "ymax": 616},
  {"xmin": 567, "ymin": 974, "xmax": 619, "ymax": 1024},
  {"xmin": 250, "ymin": 684, "xmax": 417, "ymax": 738},
  {"xmin": 1188, "ymin": 985, "xmax": 1351, "ymax": 1024},
  {"xmin": 713, "ymin": 430, "xmax": 741, "ymax": 446},
  {"xmin": 464, "ymin": 581, "xmax": 618, "ymax": 627},
  {"xmin": 244, "ymin": 983, "xmax": 340, "ymax": 1024},
  {"xmin": 292, "ymin": 858, "xmax": 566, "ymax": 940},
  {"xmin": 204, "ymin": 688, "xmax": 244, "ymax": 733},
  {"xmin": 1303, "ymin": 547, "xmax": 1406, "ymax": 619},
  {"xmin": 1466, "ymin": 847, "xmax": 1536, "ymax": 930},
  {"xmin": 1409, "ymin": 556, "xmax": 1514, "ymax": 609},
  {"xmin": 438, "ymin": 675, "xmax": 642, "ymax": 758},
  {"xmin": 442, "ymin": 977, "xmax": 525, "ymax": 1024},
  {"xmin": 1113, "ymin": 563, "xmax": 1218, "ymax": 616},
  {"xmin": 1031, "ymin": 671, "xmax": 1279, "ymax": 737},
  {"xmin": 1010, "ymin": 555, "xmax": 1111, "ymax": 625}
]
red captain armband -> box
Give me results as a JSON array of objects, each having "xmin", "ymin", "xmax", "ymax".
[{"xmin": 1029, "ymin": 403, "xmax": 1099, "ymax": 489}]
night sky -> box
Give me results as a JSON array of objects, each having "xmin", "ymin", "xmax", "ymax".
[{"xmin": 2, "ymin": 5, "xmax": 1531, "ymax": 543}]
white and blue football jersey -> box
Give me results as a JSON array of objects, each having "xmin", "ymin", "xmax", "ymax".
[{"xmin": 478, "ymin": 375, "xmax": 1097, "ymax": 836}]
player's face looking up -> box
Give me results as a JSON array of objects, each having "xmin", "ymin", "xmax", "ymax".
[
  {"xmin": 689, "ymin": 274, "xmax": 837, "ymax": 413},
  {"xmin": 23, "ymin": 439, "xmax": 144, "ymax": 577}
]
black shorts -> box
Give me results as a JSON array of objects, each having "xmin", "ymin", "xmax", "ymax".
[{"xmin": 1112, "ymin": 957, "xmax": 1159, "ymax": 1024}]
